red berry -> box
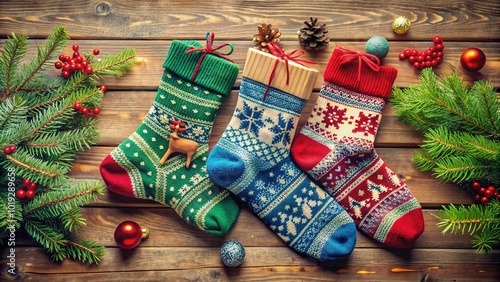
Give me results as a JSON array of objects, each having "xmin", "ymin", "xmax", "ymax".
[
  {"xmin": 27, "ymin": 182, "xmax": 37, "ymax": 191},
  {"xmin": 73, "ymin": 51, "xmax": 80, "ymax": 58},
  {"xmin": 85, "ymin": 66, "xmax": 93, "ymax": 74},
  {"xmin": 21, "ymin": 179, "xmax": 31, "ymax": 188},
  {"xmin": 81, "ymin": 107, "xmax": 89, "ymax": 114},
  {"xmin": 435, "ymin": 44, "xmax": 444, "ymax": 51},
  {"xmin": 433, "ymin": 36, "xmax": 443, "ymax": 44},
  {"xmin": 436, "ymin": 57, "xmax": 442, "ymax": 64},
  {"xmin": 413, "ymin": 62, "xmax": 421, "ymax": 69},
  {"xmin": 7, "ymin": 145, "xmax": 16, "ymax": 154},
  {"xmin": 404, "ymin": 49, "xmax": 411, "ymax": 56},
  {"xmin": 428, "ymin": 46, "xmax": 436, "ymax": 52},
  {"xmin": 485, "ymin": 189, "xmax": 494, "ymax": 198},
  {"xmin": 487, "ymin": 185, "xmax": 496, "ymax": 192},
  {"xmin": 65, "ymin": 56, "xmax": 71, "ymax": 62},
  {"xmin": 25, "ymin": 189, "xmax": 35, "ymax": 200},
  {"xmin": 59, "ymin": 54, "xmax": 66, "ymax": 62},
  {"xmin": 72, "ymin": 44, "xmax": 80, "ymax": 51},
  {"xmin": 16, "ymin": 189, "xmax": 26, "ymax": 199},
  {"xmin": 75, "ymin": 56, "xmax": 83, "ymax": 63},
  {"xmin": 479, "ymin": 187, "xmax": 486, "ymax": 195},
  {"xmin": 416, "ymin": 55, "xmax": 424, "ymax": 62},
  {"xmin": 93, "ymin": 49, "xmax": 100, "ymax": 55},
  {"xmin": 411, "ymin": 49, "xmax": 418, "ymax": 56},
  {"xmin": 474, "ymin": 194, "xmax": 481, "ymax": 201},
  {"xmin": 62, "ymin": 70, "xmax": 70, "ymax": 79},
  {"xmin": 3, "ymin": 146, "xmax": 11, "ymax": 154},
  {"xmin": 480, "ymin": 196, "xmax": 489, "ymax": 204},
  {"xmin": 425, "ymin": 61, "xmax": 432, "ymax": 67},
  {"xmin": 425, "ymin": 55, "xmax": 432, "ymax": 61},
  {"xmin": 73, "ymin": 102, "xmax": 82, "ymax": 111},
  {"xmin": 62, "ymin": 63, "xmax": 71, "ymax": 72},
  {"xmin": 93, "ymin": 107, "xmax": 101, "ymax": 115},
  {"xmin": 497, "ymin": 194, "xmax": 500, "ymax": 200},
  {"xmin": 55, "ymin": 61, "xmax": 63, "ymax": 69},
  {"xmin": 99, "ymin": 85, "xmax": 107, "ymax": 92},
  {"xmin": 399, "ymin": 53, "xmax": 406, "ymax": 60},
  {"xmin": 408, "ymin": 56, "xmax": 417, "ymax": 63},
  {"xmin": 82, "ymin": 60, "xmax": 89, "ymax": 68},
  {"xmin": 431, "ymin": 60, "xmax": 438, "ymax": 66}
]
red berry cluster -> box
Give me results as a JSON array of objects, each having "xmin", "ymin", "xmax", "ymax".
[
  {"xmin": 399, "ymin": 36, "xmax": 444, "ymax": 69},
  {"xmin": 54, "ymin": 44, "xmax": 100, "ymax": 79},
  {"xmin": 73, "ymin": 102, "xmax": 101, "ymax": 115},
  {"xmin": 3, "ymin": 145, "xmax": 16, "ymax": 155},
  {"xmin": 16, "ymin": 179, "xmax": 37, "ymax": 200},
  {"xmin": 471, "ymin": 181, "xmax": 500, "ymax": 204}
]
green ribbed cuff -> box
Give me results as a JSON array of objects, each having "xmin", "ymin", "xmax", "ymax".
[{"xmin": 163, "ymin": 40, "xmax": 239, "ymax": 95}]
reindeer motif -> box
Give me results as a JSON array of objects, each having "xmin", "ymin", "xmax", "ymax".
[{"xmin": 160, "ymin": 119, "xmax": 199, "ymax": 168}]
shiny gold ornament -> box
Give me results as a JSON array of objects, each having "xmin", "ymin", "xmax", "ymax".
[{"xmin": 392, "ymin": 16, "xmax": 411, "ymax": 35}]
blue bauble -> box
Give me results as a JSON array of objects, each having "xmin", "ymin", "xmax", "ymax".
[
  {"xmin": 220, "ymin": 240, "xmax": 245, "ymax": 267},
  {"xmin": 365, "ymin": 36, "xmax": 390, "ymax": 59}
]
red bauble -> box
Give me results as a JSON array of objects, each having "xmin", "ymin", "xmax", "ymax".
[
  {"xmin": 460, "ymin": 48, "xmax": 486, "ymax": 72},
  {"xmin": 114, "ymin": 221, "xmax": 149, "ymax": 249},
  {"xmin": 25, "ymin": 190, "xmax": 35, "ymax": 200}
]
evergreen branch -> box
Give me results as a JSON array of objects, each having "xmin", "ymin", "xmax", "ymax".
[
  {"xmin": 472, "ymin": 80, "xmax": 500, "ymax": 135},
  {"xmin": 91, "ymin": 48, "xmax": 136, "ymax": 78},
  {"xmin": 24, "ymin": 220, "xmax": 66, "ymax": 254},
  {"xmin": 434, "ymin": 156, "xmax": 493, "ymax": 183},
  {"xmin": 30, "ymin": 88, "xmax": 102, "ymax": 137},
  {"xmin": 0, "ymin": 32, "xmax": 29, "ymax": 99},
  {"xmin": 60, "ymin": 208, "xmax": 86, "ymax": 232},
  {"xmin": 65, "ymin": 238, "xmax": 104, "ymax": 264},
  {"xmin": 0, "ymin": 192, "xmax": 22, "ymax": 233},
  {"xmin": 411, "ymin": 150, "xmax": 437, "ymax": 171},
  {"xmin": 23, "ymin": 182, "xmax": 104, "ymax": 219},
  {"xmin": 5, "ymin": 154, "xmax": 62, "ymax": 179},
  {"xmin": 29, "ymin": 71, "xmax": 89, "ymax": 111},
  {"xmin": 434, "ymin": 200, "xmax": 500, "ymax": 253},
  {"xmin": 421, "ymin": 127, "xmax": 467, "ymax": 159},
  {"xmin": 14, "ymin": 26, "xmax": 69, "ymax": 94}
]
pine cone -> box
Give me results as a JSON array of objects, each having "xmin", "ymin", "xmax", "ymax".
[
  {"xmin": 297, "ymin": 17, "xmax": 330, "ymax": 51},
  {"xmin": 253, "ymin": 23, "xmax": 281, "ymax": 53}
]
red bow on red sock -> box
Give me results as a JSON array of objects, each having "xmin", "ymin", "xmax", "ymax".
[
  {"xmin": 336, "ymin": 44, "xmax": 380, "ymax": 82},
  {"xmin": 186, "ymin": 32, "xmax": 235, "ymax": 82}
]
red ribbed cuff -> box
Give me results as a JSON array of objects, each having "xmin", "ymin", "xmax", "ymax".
[{"xmin": 323, "ymin": 48, "xmax": 398, "ymax": 99}]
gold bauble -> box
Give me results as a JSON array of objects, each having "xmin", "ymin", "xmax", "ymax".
[{"xmin": 392, "ymin": 16, "xmax": 411, "ymax": 35}]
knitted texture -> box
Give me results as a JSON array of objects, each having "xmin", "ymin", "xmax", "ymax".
[
  {"xmin": 207, "ymin": 49, "xmax": 357, "ymax": 261},
  {"xmin": 99, "ymin": 37, "xmax": 240, "ymax": 236},
  {"xmin": 291, "ymin": 48, "xmax": 424, "ymax": 247}
]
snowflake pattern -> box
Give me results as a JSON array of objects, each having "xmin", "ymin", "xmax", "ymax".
[
  {"xmin": 235, "ymin": 101, "xmax": 266, "ymax": 136},
  {"xmin": 321, "ymin": 103, "xmax": 348, "ymax": 129},
  {"xmin": 353, "ymin": 112, "xmax": 379, "ymax": 136},
  {"xmin": 266, "ymin": 113, "xmax": 295, "ymax": 146}
]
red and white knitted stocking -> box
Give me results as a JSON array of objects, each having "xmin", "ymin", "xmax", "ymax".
[{"xmin": 291, "ymin": 47, "xmax": 424, "ymax": 247}]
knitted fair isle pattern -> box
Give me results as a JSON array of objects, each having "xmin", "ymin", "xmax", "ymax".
[
  {"xmin": 207, "ymin": 77, "xmax": 357, "ymax": 261},
  {"xmin": 100, "ymin": 39, "xmax": 240, "ymax": 236},
  {"xmin": 292, "ymin": 81, "xmax": 424, "ymax": 247}
]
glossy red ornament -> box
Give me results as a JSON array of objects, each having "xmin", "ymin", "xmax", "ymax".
[
  {"xmin": 460, "ymin": 48, "xmax": 486, "ymax": 72},
  {"xmin": 114, "ymin": 221, "xmax": 149, "ymax": 249}
]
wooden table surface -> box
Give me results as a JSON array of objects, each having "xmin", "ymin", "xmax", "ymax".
[{"xmin": 1, "ymin": 0, "xmax": 499, "ymax": 281}]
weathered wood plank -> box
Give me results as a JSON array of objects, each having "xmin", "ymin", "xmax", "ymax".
[
  {"xmin": 0, "ymin": 0, "xmax": 499, "ymax": 41},
  {"xmin": 2, "ymin": 247, "xmax": 499, "ymax": 281},
  {"xmin": 0, "ymin": 40, "xmax": 498, "ymax": 88}
]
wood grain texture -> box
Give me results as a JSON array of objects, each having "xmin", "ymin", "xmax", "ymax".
[
  {"xmin": 1, "ymin": 0, "xmax": 499, "ymax": 281},
  {"xmin": 0, "ymin": 0, "xmax": 499, "ymax": 41}
]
